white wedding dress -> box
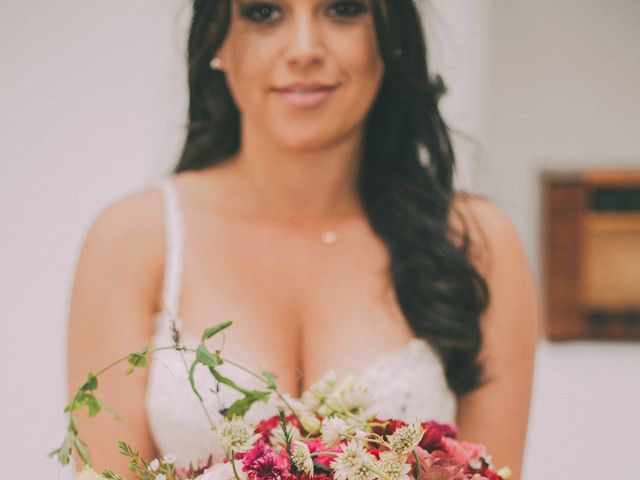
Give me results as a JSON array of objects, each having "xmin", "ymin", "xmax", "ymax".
[{"xmin": 145, "ymin": 176, "xmax": 458, "ymax": 468}]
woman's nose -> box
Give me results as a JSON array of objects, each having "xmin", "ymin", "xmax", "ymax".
[{"xmin": 285, "ymin": 14, "xmax": 325, "ymax": 69}]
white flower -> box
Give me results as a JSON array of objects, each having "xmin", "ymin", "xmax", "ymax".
[
  {"xmin": 321, "ymin": 416, "xmax": 350, "ymax": 447},
  {"xmin": 213, "ymin": 416, "xmax": 261, "ymax": 453},
  {"xmin": 376, "ymin": 451, "xmax": 412, "ymax": 480},
  {"xmin": 299, "ymin": 411, "xmax": 322, "ymax": 434},
  {"xmin": 291, "ymin": 440, "xmax": 314, "ymax": 475},
  {"xmin": 308, "ymin": 370, "xmax": 337, "ymax": 400},
  {"xmin": 301, "ymin": 370, "xmax": 338, "ymax": 412},
  {"xmin": 156, "ymin": 475, "xmax": 167, "ymax": 480},
  {"xmin": 324, "ymin": 376, "xmax": 374, "ymax": 418},
  {"xmin": 149, "ymin": 458, "xmax": 160, "ymax": 471},
  {"xmin": 497, "ymin": 466, "xmax": 513, "ymax": 479},
  {"xmin": 162, "ymin": 453, "xmax": 177, "ymax": 464},
  {"xmin": 387, "ymin": 422, "xmax": 424, "ymax": 457},
  {"xmin": 195, "ymin": 462, "xmax": 246, "ymax": 480},
  {"xmin": 75, "ymin": 466, "xmax": 102, "ymax": 480},
  {"xmin": 330, "ymin": 440, "xmax": 378, "ymax": 480}
]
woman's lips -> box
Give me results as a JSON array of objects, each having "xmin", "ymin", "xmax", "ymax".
[{"xmin": 274, "ymin": 85, "xmax": 339, "ymax": 109}]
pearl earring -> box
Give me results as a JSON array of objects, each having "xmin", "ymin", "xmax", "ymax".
[{"xmin": 209, "ymin": 56, "xmax": 223, "ymax": 71}]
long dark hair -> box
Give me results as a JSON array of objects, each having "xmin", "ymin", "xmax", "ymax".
[{"xmin": 175, "ymin": 0, "xmax": 490, "ymax": 395}]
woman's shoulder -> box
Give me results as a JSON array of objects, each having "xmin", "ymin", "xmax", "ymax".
[
  {"xmin": 450, "ymin": 192, "xmax": 526, "ymax": 278},
  {"xmin": 86, "ymin": 182, "xmax": 165, "ymax": 255},
  {"xmin": 77, "ymin": 182, "xmax": 167, "ymax": 310}
]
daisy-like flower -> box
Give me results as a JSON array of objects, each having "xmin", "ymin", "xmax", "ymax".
[
  {"xmin": 149, "ymin": 458, "xmax": 160, "ymax": 471},
  {"xmin": 75, "ymin": 466, "xmax": 102, "ymax": 480},
  {"xmin": 388, "ymin": 422, "xmax": 424, "ymax": 457},
  {"xmin": 280, "ymin": 395, "xmax": 322, "ymax": 434},
  {"xmin": 321, "ymin": 416, "xmax": 350, "ymax": 447},
  {"xmin": 214, "ymin": 416, "xmax": 261, "ymax": 454},
  {"xmin": 156, "ymin": 475, "xmax": 167, "ymax": 480},
  {"xmin": 307, "ymin": 370, "xmax": 337, "ymax": 402},
  {"xmin": 291, "ymin": 440, "xmax": 314, "ymax": 476},
  {"xmin": 330, "ymin": 440, "xmax": 378, "ymax": 480},
  {"xmin": 323, "ymin": 376, "xmax": 374, "ymax": 419},
  {"xmin": 376, "ymin": 451, "xmax": 412, "ymax": 480},
  {"xmin": 162, "ymin": 453, "xmax": 177, "ymax": 464}
]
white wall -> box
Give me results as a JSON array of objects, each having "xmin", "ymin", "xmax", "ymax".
[
  {"xmin": 2, "ymin": 1, "xmax": 639, "ymax": 479},
  {"xmin": 479, "ymin": 1, "xmax": 640, "ymax": 479},
  {"xmin": 0, "ymin": 1, "xmax": 189, "ymax": 477}
]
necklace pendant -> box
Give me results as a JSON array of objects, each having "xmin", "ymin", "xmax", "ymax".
[{"xmin": 321, "ymin": 230, "xmax": 338, "ymax": 245}]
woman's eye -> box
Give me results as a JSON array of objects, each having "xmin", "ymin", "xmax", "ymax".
[
  {"xmin": 239, "ymin": 3, "xmax": 282, "ymax": 23},
  {"xmin": 327, "ymin": 1, "xmax": 368, "ymax": 18}
]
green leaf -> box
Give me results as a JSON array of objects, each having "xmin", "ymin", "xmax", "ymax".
[
  {"xmin": 74, "ymin": 436, "xmax": 92, "ymax": 466},
  {"xmin": 207, "ymin": 366, "xmax": 253, "ymax": 396},
  {"xmin": 50, "ymin": 430, "xmax": 74, "ymax": 466},
  {"xmin": 80, "ymin": 373, "xmax": 98, "ymax": 392},
  {"xmin": 85, "ymin": 394, "xmax": 101, "ymax": 417},
  {"xmin": 126, "ymin": 347, "xmax": 148, "ymax": 374},
  {"xmin": 117, "ymin": 441, "xmax": 136, "ymax": 458},
  {"xmin": 262, "ymin": 370, "xmax": 278, "ymax": 390},
  {"xmin": 102, "ymin": 471, "xmax": 125, "ymax": 480},
  {"xmin": 225, "ymin": 389, "xmax": 271, "ymax": 418},
  {"xmin": 188, "ymin": 359, "xmax": 204, "ymax": 403},
  {"xmin": 65, "ymin": 393, "xmax": 89, "ymax": 414},
  {"xmin": 68, "ymin": 416, "xmax": 78, "ymax": 435},
  {"xmin": 196, "ymin": 344, "xmax": 223, "ymax": 368},
  {"xmin": 201, "ymin": 321, "xmax": 233, "ymax": 342},
  {"xmin": 97, "ymin": 397, "xmax": 122, "ymax": 421}
]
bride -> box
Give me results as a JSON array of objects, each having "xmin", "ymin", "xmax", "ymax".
[{"xmin": 67, "ymin": 1, "xmax": 539, "ymax": 479}]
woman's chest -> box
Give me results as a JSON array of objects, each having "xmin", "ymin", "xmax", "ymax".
[{"xmin": 173, "ymin": 213, "xmax": 417, "ymax": 396}]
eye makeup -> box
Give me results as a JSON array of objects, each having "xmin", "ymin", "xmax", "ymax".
[{"xmin": 237, "ymin": 1, "xmax": 370, "ymax": 25}]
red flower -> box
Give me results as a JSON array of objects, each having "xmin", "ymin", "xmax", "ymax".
[
  {"xmin": 479, "ymin": 470, "xmax": 504, "ymax": 480},
  {"xmin": 255, "ymin": 414, "xmax": 303, "ymax": 441},
  {"xmin": 371, "ymin": 418, "xmax": 407, "ymax": 437},
  {"xmin": 421, "ymin": 421, "xmax": 459, "ymax": 439},
  {"xmin": 242, "ymin": 438, "xmax": 291, "ymax": 480},
  {"xmin": 304, "ymin": 437, "xmax": 341, "ymax": 469}
]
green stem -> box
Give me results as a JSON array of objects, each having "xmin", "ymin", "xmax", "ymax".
[
  {"xmin": 412, "ymin": 449, "xmax": 422, "ymax": 480},
  {"xmin": 310, "ymin": 452, "xmax": 339, "ymax": 458},
  {"xmin": 176, "ymin": 346, "xmax": 216, "ymax": 428},
  {"xmin": 229, "ymin": 450, "xmax": 242, "ymax": 480},
  {"xmin": 219, "ymin": 357, "xmax": 303, "ymax": 426},
  {"xmin": 367, "ymin": 464, "xmax": 392, "ymax": 480}
]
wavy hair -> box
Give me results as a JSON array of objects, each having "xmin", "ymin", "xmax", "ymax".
[{"xmin": 174, "ymin": 0, "xmax": 490, "ymax": 395}]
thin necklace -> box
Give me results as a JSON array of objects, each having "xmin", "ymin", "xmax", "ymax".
[{"xmin": 238, "ymin": 168, "xmax": 351, "ymax": 246}]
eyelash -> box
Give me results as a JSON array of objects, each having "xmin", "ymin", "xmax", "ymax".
[{"xmin": 239, "ymin": 1, "xmax": 369, "ymax": 24}]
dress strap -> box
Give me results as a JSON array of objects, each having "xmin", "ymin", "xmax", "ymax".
[{"xmin": 158, "ymin": 175, "xmax": 185, "ymax": 333}]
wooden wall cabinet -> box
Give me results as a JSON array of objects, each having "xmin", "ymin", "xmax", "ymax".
[{"xmin": 542, "ymin": 169, "xmax": 640, "ymax": 340}]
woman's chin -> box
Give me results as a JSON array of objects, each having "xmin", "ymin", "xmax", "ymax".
[{"xmin": 271, "ymin": 129, "xmax": 343, "ymax": 153}]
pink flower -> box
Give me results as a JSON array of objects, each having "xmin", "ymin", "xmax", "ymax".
[
  {"xmin": 242, "ymin": 438, "xmax": 291, "ymax": 480},
  {"xmin": 441, "ymin": 437, "xmax": 487, "ymax": 467},
  {"xmin": 409, "ymin": 446, "xmax": 467, "ymax": 480}
]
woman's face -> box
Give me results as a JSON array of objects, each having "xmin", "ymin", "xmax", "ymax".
[{"xmin": 217, "ymin": 0, "xmax": 385, "ymax": 151}]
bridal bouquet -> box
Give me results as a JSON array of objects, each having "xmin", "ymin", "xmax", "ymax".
[{"xmin": 54, "ymin": 321, "xmax": 512, "ymax": 480}]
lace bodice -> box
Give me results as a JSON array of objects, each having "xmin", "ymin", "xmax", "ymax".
[{"xmin": 145, "ymin": 176, "xmax": 458, "ymax": 468}]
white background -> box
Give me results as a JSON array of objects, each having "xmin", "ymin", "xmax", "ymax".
[{"xmin": 1, "ymin": 1, "xmax": 639, "ymax": 478}]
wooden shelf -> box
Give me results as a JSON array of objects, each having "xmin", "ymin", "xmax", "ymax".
[{"xmin": 542, "ymin": 168, "xmax": 640, "ymax": 341}]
